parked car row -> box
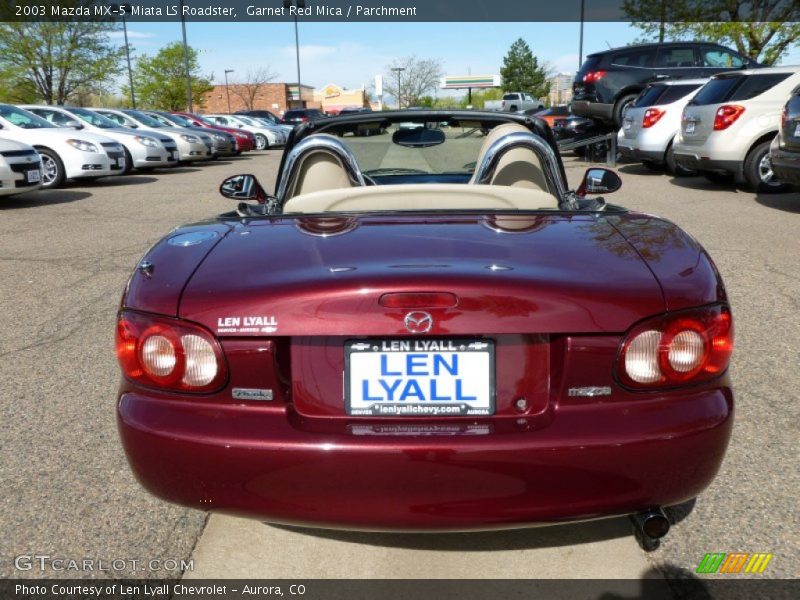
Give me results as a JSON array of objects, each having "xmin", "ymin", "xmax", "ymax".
[
  {"xmin": 615, "ymin": 65, "xmax": 800, "ymax": 192},
  {"xmin": 0, "ymin": 104, "xmax": 280, "ymax": 194}
]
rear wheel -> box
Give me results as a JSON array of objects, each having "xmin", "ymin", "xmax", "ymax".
[
  {"xmin": 509, "ymin": 105, "xmax": 518, "ymax": 112},
  {"xmin": 37, "ymin": 148, "xmax": 65, "ymax": 189},
  {"xmin": 613, "ymin": 94, "xmax": 638, "ymax": 128},
  {"xmin": 254, "ymin": 134, "xmax": 268, "ymax": 151},
  {"xmin": 664, "ymin": 143, "xmax": 694, "ymax": 177},
  {"xmin": 743, "ymin": 140, "xmax": 790, "ymax": 193}
]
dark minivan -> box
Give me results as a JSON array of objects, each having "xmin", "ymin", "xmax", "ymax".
[
  {"xmin": 573, "ymin": 42, "xmax": 758, "ymax": 126},
  {"xmin": 280, "ymin": 109, "xmax": 326, "ymax": 126}
]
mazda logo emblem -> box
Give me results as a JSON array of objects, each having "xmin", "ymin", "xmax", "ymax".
[{"xmin": 404, "ymin": 311, "xmax": 433, "ymax": 334}]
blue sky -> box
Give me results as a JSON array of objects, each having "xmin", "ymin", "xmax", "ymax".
[{"xmin": 110, "ymin": 21, "xmax": 800, "ymax": 95}]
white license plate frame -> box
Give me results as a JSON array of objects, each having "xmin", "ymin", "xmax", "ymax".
[
  {"xmin": 685, "ymin": 121, "xmax": 696, "ymax": 134},
  {"xmin": 794, "ymin": 123, "xmax": 800, "ymax": 138},
  {"xmin": 25, "ymin": 169, "xmax": 41, "ymax": 183},
  {"xmin": 345, "ymin": 339, "xmax": 495, "ymax": 417}
]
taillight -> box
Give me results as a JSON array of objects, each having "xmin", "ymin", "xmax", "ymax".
[
  {"xmin": 616, "ymin": 305, "xmax": 733, "ymax": 389},
  {"xmin": 116, "ymin": 310, "xmax": 228, "ymax": 393},
  {"xmin": 780, "ymin": 105, "xmax": 788, "ymax": 129},
  {"xmin": 713, "ymin": 105, "xmax": 745, "ymax": 131},
  {"xmin": 642, "ymin": 108, "xmax": 665, "ymax": 128},
  {"xmin": 582, "ymin": 70, "xmax": 607, "ymax": 83}
]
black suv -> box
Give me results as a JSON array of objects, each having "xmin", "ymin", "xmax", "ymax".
[
  {"xmin": 770, "ymin": 86, "xmax": 800, "ymax": 186},
  {"xmin": 280, "ymin": 109, "xmax": 326, "ymax": 125},
  {"xmin": 572, "ymin": 42, "xmax": 759, "ymax": 126}
]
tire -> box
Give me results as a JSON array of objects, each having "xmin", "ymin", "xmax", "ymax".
[
  {"xmin": 509, "ymin": 105, "xmax": 518, "ymax": 112},
  {"xmin": 121, "ymin": 147, "xmax": 133, "ymax": 175},
  {"xmin": 613, "ymin": 94, "xmax": 638, "ymax": 128},
  {"xmin": 641, "ymin": 160, "xmax": 663, "ymax": 171},
  {"xmin": 37, "ymin": 148, "xmax": 65, "ymax": 189},
  {"xmin": 701, "ymin": 171, "xmax": 734, "ymax": 184},
  {"xmin": 573, "ymin": 147, "xmax": 586, "ymax": 158},
  {"xmin": 254, "ymin": 134, "xmax": 268, "ymax": 151},
  {"xmin": 664, "ymin": 143, "xmax": 694, "ymax": 176},
  {"xmin": 743, "ymin": 140, "xmax": 790, "ymax": 193}
]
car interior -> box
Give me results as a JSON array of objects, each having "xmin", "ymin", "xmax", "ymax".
[{"xmin": 280, "ymin": 121, "xmax": 560, "ymax": 214}]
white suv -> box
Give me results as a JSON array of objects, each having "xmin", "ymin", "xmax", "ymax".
[
  {"xmin": 618, "ymin": 79, "xmax": 707, "ymax": 175},
  {"xmin": 0, "ymin": 104, "xmax": 125, "ymax": 189},
  {"xmin": 673, "ymin": 66, "xmax": 800, "ymax": 191},
  {"xmin": 0, "ymin": 138, "xmax": 42, "ymax": 197}
]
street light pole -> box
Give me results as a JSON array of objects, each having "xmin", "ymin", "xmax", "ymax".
[
  {"xmin": 179, "ymin": 0, "xmax": 193, "ymax": 112},
  {"xmin": 578, "ymin": 0, "xmax": 585, "ymax": 70},
  {"xmin": 284, "ymin": 0, "xmax": 306, "ymax": 108},
  {"xmin": 391, "ymin": 67, "xmax": 405, "ymax": 109},
  {"xmin": 112, "ymin": 4, "xmax": 136, "ymax": 108},
  {"xmin": 224, "ymin": 69, "xmax": 234, "ymax": 113}
]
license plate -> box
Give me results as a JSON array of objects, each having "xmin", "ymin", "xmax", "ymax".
[
  {"xmin": 345, "ymin": 339, "xmax": 495, "ymax": 417},
  {"xmin": 794, "ymin": 123, "xmax": 800, "ymax": 137},
  {"xmin": 685, "ymin": 121, "xmax": 696, "ymax": 134},
  {"xmin": 26, "ymin": 169, "xmax": 40, "ymax": 183},
  {"xmin": 623, "ymin": 118, "xmax": 632, "ymax": 130}
]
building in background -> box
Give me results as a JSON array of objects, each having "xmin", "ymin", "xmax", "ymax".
[
  {"xmin": 201, "ymin": 82, "xmax": 318, "ymax": 115},
  {"xmin": 313, "ymin": 84, "xmax": 369, "ymax": 115},
  {"xmin": 547, "ymin": 72, "xmax": 574, "ymax": 106}
]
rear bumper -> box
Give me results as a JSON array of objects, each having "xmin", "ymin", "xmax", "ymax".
[
  {"xmin": 672, "ymin": 151, "xmax": 741, "ymax": 176},
  {"xmin": 770, "ymin": 136, "xmax": 800, "ymax": 185},
  {"xmin": 617, "ymin": 144, "xmax": 664, "ymax": 163},
  {"xmin": 118, "ymin": 381, "xmax": 733, "ymax": 531},
  {"xmin": 572, "ymin": 101, "xmax": 614, "ymax": 121}
]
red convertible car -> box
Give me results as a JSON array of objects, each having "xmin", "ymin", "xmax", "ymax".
[{"xmin": 116, "ymin": 111, "xmax": 733, "ymax": 546}]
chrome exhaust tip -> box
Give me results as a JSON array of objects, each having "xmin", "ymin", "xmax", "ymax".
[{"xmin": 632, "ymin": 508, "xmax": 670, "ymax": 540}]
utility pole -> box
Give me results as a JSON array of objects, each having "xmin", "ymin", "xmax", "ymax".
[
  {"xmin": 179, "ymin": 0, "xmax": 193, "ymax": 112},
  {"xmin": 391, "ymin": 67, "xmax": 405, "ymax": 109},
  {"xmin": 224, "ymin": 69, "xmax": 234, "ymax": 112},
  {"xmin": 113, "ymin": 4, "xmax": 136, "ymax": 108},
  {"xmin": 284, "ymin": 0, "xmax": 306, "ymax": 108},
  {"xmin": 578, "ymin": 0, "xmax": 585, "ymax": 70}
]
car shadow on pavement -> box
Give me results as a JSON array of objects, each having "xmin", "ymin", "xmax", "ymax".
[
  {"xmin": 87, "ymin": 175, "xmax": 159, "ymax": 187},
  {"xmin": 618, "ymin": 164, "xmax": 669, "ymax": 177},
  {"xmin": 200, "ymin": 160, "xmax": 234, "ymax": 167},
  {"xmin": 665, "ymin": 176, "xmax": 739, "ymax": 193},
  {"xmin": 0, "ymin": 190, "xmax": 91, "ymax": 209},
  {"xmin": 272, "ymin": 516, "xmax": 636, "ymax": 551},
  {"xmin": 160, "ymin": 166, "xmax": 203, "ymax": 174},
  {"xmin": 755, "ymin": 191, "xmax": 800, "ymax": 213}
]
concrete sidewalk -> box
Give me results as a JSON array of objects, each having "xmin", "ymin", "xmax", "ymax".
[{"xmin": 184, "ymin": 514, "xmax": 669, "ymax": 593}]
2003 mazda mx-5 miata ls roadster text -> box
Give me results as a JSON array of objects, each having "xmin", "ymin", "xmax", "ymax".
[{"xmin": 116, "ymin": 111, "xmax": 733, "ymax": 547}]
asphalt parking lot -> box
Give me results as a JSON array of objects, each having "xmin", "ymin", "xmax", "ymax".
[{"xmin": 0, "ymin": 148, "xmax": 797, "ymax": 594}]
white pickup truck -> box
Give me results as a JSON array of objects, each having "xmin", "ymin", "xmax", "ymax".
[{"xmin": 485, "ymin": 92, "xmax": 544, "ymax": 113}]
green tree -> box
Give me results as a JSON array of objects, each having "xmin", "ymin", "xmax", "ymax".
[
  {"xmin": 499, "ymin": 38, "xmax": 550, "ymax": 99},
  {"xmin": 130, "ymin": 42, "xmax": 214, "ymax": 111},
  {"xmin": 0, "ymin": 22, "xmax": 124, "ymax": 105},
  {"xmin": 623, "ymin": 0, "xmax": 800, "ymax": 65}
]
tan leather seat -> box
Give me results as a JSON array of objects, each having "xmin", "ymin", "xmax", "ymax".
[
  {"xmin": 469, "ymin": 123, "xmax": 549, "ymax": 192},
  {"xmin": 282, "ymin": 183, "xmax": 559, "ymax": 214},
  {"xmin": 284, "ymin": 134, "xmax": 354, "ymax": 200}
]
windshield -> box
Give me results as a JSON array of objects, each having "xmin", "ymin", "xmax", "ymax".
[
  {"xmin": 235, "ymin": 115, "xmax": 258, "ymax": 126},
  {"xmin": 143, "ymin": 112, "xmax": 175, "ymax": 127},
  {"xmin": 124, "ymin": 110, "xmax": 167, "ymax": 128},
  {"xmin": 317, "ymin": 118, "xmax": 496, "ymax": 177},
  {"xmin": 0, "ymin": 105, "xmax": 55, "ymax": 129},
  {"xmin": 70, "ymin": 108, "xmax": 119, "ymax": 129},
  {"xmin": 163, "ymin": 113, "xmax": 193, "ymax": 127}
]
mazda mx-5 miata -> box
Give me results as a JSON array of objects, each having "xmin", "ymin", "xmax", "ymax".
[{"xmin": 116, "ymin": 110, "xmax": 733, "ymax": 546}]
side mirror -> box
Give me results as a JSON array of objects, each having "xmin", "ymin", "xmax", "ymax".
[
  {"xmin": 577, "ymin": 168, "xmax": 622, "ymax": 196},
  {"xmin": 219, "ymin": 174, "xmax": 268, "ymax": 203},
  {"xmin": 64, "ymin": 120, "xmax": 84, "ymax": 129}
]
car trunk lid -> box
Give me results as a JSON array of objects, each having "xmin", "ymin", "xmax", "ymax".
[{"xmin": 179, "ymin": 214, "xmax": 665, "ymax": 336}]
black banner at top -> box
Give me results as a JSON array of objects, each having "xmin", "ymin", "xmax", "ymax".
[{"xmin": 2, "ymin": 0, "xmax": 799, "ymax": 22}]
